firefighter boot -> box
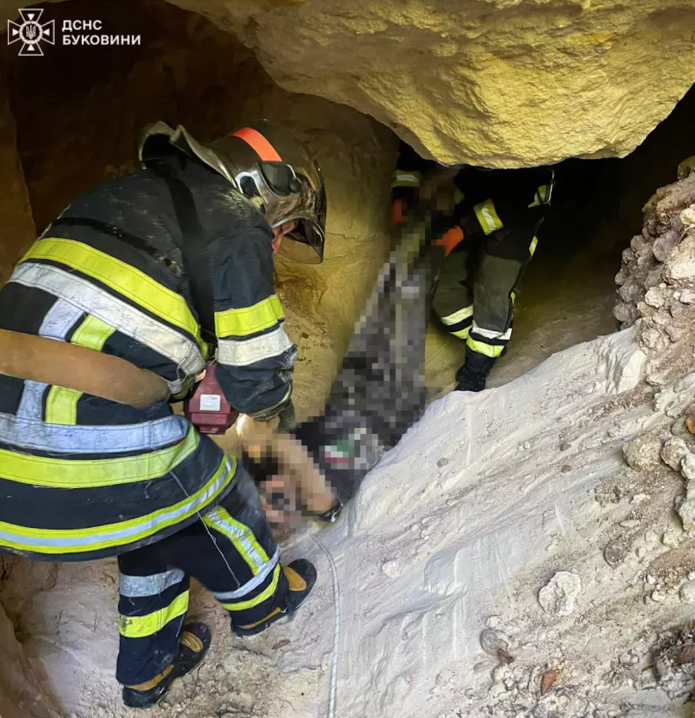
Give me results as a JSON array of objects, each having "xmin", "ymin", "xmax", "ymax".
[
  {"xmin": 454, "ymin": 347, "xmax": 496, "ymax": 393},
  {"xmin": 122, "ymin": 622, "xmax": 211, "ymax": 709},
  {"xmin": 232, "ymin": 559, "xmax": 317, "ymax": 637}
]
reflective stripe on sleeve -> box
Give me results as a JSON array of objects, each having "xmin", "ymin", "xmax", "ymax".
[
  {"xmin": 216, "ymin": 325, "xmax": 294, "ymax": 367},
  {"xmin": 473, "ymin": 199, "xmax": 504, "ymax": 235},
  {"xmin": 215, "ymin": 295, "xmax": 284, "ymax": 339},
  {"xmin": 391, "ymin": 171, "xmax": 421, "ymax": 188}
]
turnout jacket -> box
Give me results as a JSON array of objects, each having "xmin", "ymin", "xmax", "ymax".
[
  {"xmin": 0, "ymin": 160, "xmax": 296, "ymax": 561},
  {"xmin": 392, "ymin": 142, "xmax": 553, "ymax": 250}
]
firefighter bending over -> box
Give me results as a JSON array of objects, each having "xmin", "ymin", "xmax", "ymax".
[{"xmin": 0, "ymin": 121, "xmax": 327, "ymax": 708}]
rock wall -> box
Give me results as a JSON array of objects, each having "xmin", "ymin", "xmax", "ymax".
[
  {"xmin": 0, "ymin": 599, "xmax": 61, "ymax": 718},
  {"xmin": 2, "ymin": 0, "xmax": 695, "ymax": 167},
  {"xmin": 0, "ymin": 62, "xmax": 35, "ymax": 286},
  {"xmin": 1, "ymin": 0, "xmax": 396, "ymax": 419}
]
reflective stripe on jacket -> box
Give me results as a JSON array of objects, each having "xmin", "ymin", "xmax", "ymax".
[{"xmin": 0, "ymin": 161, "xmax": 295, "ymax": 561}]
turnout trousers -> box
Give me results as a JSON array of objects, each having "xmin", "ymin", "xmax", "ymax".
[
  {"xmin": 432, "ymin": 227, "xmax": 538, "ymax": 359},
  {"xmin": 116, "ymin": 473, "xmax": 285, "ymax": 688}
]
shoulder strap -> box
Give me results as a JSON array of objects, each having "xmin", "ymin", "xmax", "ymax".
[{"xmin": 149, "ymin": 157, "xmax": 218, "ymax": 347}]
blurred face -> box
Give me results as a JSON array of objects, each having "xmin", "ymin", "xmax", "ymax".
[{"xmin": 271, "ymin": 220, "xmax": 298, "ymax": 254}]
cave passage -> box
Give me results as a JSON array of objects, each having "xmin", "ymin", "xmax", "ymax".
[
  {"xmin": 2, "ymin": 1, "xmax": 695, "ymax": 716},
  {"xmin": 425, "ymin": 83, "xmax": 695, "ymax": 396}
]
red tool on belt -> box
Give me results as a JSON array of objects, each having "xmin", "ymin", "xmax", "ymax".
[{"xmin": 184, "ymin": 361, "xmax": 239, "ymax": 435}]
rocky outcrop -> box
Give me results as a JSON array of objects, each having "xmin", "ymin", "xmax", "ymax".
[{"xmin": 3, "ymin": 1, "xmax": 695, "ymax": 167}]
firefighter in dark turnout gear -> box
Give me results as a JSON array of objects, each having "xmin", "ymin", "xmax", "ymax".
[
  {"xmin": 392, "ymin": 142, "xmax": 554, "ymax": 391},
  {"xmin": 0, "ymin": 120, "xmax": 325, "ymax": 708}
]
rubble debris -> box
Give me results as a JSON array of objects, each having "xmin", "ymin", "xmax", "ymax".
[
  {"xmin": 538, "ymin": 571, "xmax": 581, "ymax": 617},
  {"xmin": 660, "ymin": 437, "xmax": 689, "ymax": 471},
  {"xmin": 622, "ymin": 432, "xmax": 663, "ymax": 472}
]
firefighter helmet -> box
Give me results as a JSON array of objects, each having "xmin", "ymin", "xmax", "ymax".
[{"xmin": 139, "ymin": 120, "xmax": 327, "ymax": 264}]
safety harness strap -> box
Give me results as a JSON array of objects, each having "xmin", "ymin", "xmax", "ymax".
[{"xmin": 149, "ymin": 157, "xmax": 218, "ymax": 348}]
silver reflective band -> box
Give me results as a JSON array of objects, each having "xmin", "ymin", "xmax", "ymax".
[
  {"xmin": 470, "ymin": 322, "xmax": 512, "ymax": 341},
  {"xmin": 0, "ymin": 412, "xmax": 189, "ymax": 454},
  {"xmin": 39, "ymin": 299, "xmax": 84, "ymax": 340},
  {"xmin": 216, "ymin": 325, "xmax": 294, "ymax": 367},
  {"xmin": 119, "ymin": 569, "xmax": 186, "ymax": 598},
  {"xmin": 10, "ymin": 263, "xmax": 205, "ymax": 381},
  {"xmin": 212, "ymin": 546, "xmax": 281, "ymax": 601},
  {"xmin": 16, "ymin": 381, "xmax": 47, "ymax": 421},
  {"xmin": 0, "ymin": 461, "xmax": 234, "ymax": 549}
]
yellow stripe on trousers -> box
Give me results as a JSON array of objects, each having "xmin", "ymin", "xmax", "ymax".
[
  {"xmin": 45, "ymin": 315, "xmax": 115, "ymax": 425},
  {"xmin": 0, "ymin": 455, "xmax": 235, "ymax": 555},
  {"xmin": 0, "ymin": 427, "xmax": 200, "ymax": 488},
  {"xmin": 118, "ymin": 590, "xmax": 190, "ymax": 638},
  {"xmin": 22, "ymin": 238, "xmax": 201, "ymax": 341},
  {"xmin": 221, "ymin": 564, "xmax": 282, "ymax": 612},
  {"xmin": 203, "ymin": 507, "xmax": 270, "ymax": 574}
]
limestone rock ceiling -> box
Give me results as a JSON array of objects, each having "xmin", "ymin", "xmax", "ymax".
[{"xmin": 3, "ymin": 0, "xmax": 695, "ymax": 166}]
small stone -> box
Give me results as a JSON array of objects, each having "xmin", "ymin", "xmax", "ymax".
[
  {"xmin": 646, "ymin": 574, "xmax": 657, "ymax": 585},
  {"xmin": 559, "ymin": 442, "xmax": 571, "ymax": 452},
  {"xmin": 651, "ymin": 589, "xmax": 666, "ymax": 602},
  {"xmin": 538, "ymin": 571, "xmax": 581, "ymax": 617},
  {"xmin": 623, "ymin": 433, "xmax": 662, "ymax": 472},
  {"xmin": 485, "ymin": 615, "xmax": 501, "ymax": 629},
  {"xmin": 681, "ymin": 454, "xmax": 695, "ymax": 480},
  {"xmin": 561, "ymin": 464, "xmax": 572, "ymax": 473},
  {"xmin": 620, "ymin": 519, "xmax": 640, "ymax": 529},
  {"xmin": 661, "ymin": 438, "xmax": 689, "ymax": 471},
  {"xmin": 680, "ymin": 581, "xmax": 695, "ymax": 604},
  {"xmin": 678, "ymin": 496, "xmax": 695, "ymax": 532},
  {"xmin": 687, "ymin": 571, "xmax": 695, "ymax": 581},
  {"xmin": 437, "ymin": 457, "xmax": 449, "ymax": 468},
  {"xmin": 662, "ymin": 527, "xmax": 683, "ymax": 548},
  {"xmin": 632, "ymin": 493, "xmax": 650, "ymax": 504},
  {"xmin": 522, "ymin": 441, "xmax": 531, "ymax": 450},
  {"xmin": 679, "ymin": 288, "xmax": 695, "ymax": 305},
  {"xmin": 645, "ymin": 530, "xmax": 658, "ymax": 542},
  {"xmin": 480, "ymin": 629, "xmax": 510, "ymax": 658},
  {"xmin": 675, "ymin": 643, "xmax": 695, "ymax": 665},
  {"xmin": 636, "ymin": 547, "xmax": 647, "ymax": 558}
]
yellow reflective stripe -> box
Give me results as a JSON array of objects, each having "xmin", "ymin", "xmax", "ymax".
[
  {"xmin": 71, "ymin": 314, "xmax": 115, "ymax": 350},
  {"xmin": 215, "ymin": 295, "xmax": 284, "ymax": 338},
  {"xmin": 454, "ymin": 188, "xmax": 465, "ymax": 204},
  {"xmin": 22, "ymin": 238, "xmax": 201, "ymax": 342},
  {"xmin": 222, "ymin": 564, "xmax": 281, "ymax": 612},
  {"xmin": 452, "ymin": 326, "xmax": 471, "ymax": 340},
  {"xmin": 466, "ymin": 337, "xmax": 505, "ymax": 358},
  {"xmin": 0, "ymin": 426, "xmax": 200, "ymax": 488},
  {"xmin": 529, "ymin": 185, "xmax": 551, "ymax": 208},
  {"xmin": 474, "ymin": 199, "xmax": 503, "ymax": 235},
  {"xmin": 44, "ymin": 387, "xmax": 81, "ymax": 425},
  {"xmin": 45, "ymin": 316, "xmax": 116, "ymax": 425},
  {"xmin": 118, "ymin": 590, "xmax": 189, "ymax": 638},
  {"xmin": 391, "ymin": 170, "xmax": 421, "ymax": 188},
  {"xmin": 440, "ymin": 305, "xmax": 474, "ymax": 326},
  {"xmin": 529, "ymin": 236, "xmax": 538, "ymax": 256},
  {"xmin": 203, "ymin": 507, "xmax": 270, "ymax": 574},
  {"xmin": 0, "ymin": 455, "xmax": 234, "ymax": 555}
]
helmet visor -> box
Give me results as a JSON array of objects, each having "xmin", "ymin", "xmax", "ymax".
[{"xmin": 276, "ymin": 172, "xmax": 327, "ymax": 264}]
